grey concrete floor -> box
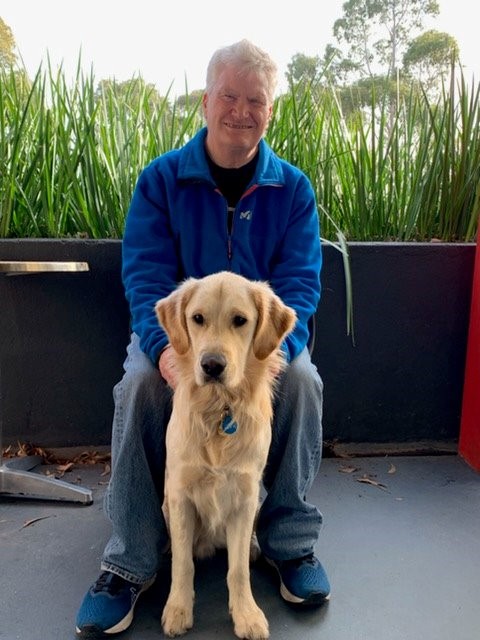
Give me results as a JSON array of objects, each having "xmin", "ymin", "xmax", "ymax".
[{"xmin": 1, "ymin": 453, "xmax": 479, "ymax": 640}]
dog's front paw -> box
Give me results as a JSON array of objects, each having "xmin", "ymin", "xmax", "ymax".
[
  {"xmin": 161, "ymin": 598, "xmax": 193, "ymax": 637},
  {"xmin": 232, "ymin": 605, "xmax": 269, "ymax": 640}
]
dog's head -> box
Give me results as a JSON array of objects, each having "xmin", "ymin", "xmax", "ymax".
[{"xmin": 155, "ymin": 272, "xmax": 296, "ymax": 388}]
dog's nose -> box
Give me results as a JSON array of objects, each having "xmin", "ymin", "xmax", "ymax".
[{"xmin": 201, "ymin": 353, "xmax": 226, "ymax": 379}]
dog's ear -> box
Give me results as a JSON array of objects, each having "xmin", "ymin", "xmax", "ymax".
[
  {"xmin": 155, "ymin": 279, "xmax": 199, "ymax": 355},
  {"xmin": 252, "ymin": 285, "xmax": 297, "ymax": 360}
]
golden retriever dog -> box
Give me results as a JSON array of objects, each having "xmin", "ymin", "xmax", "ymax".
[{"xmin": 155, "ymin": 271, "xmax": 296, "ymax": 640}]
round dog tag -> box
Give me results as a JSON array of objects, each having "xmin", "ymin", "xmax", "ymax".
[{"xmin": 221, "ymin": 415, "xmax": 238, "ymax": 435}]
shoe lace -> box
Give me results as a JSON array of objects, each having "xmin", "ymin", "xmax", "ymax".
[
  {"xmin": 287, "ymin": 553, "xmax": 316, "ymax": 569},
  {"xmin": 92, "ymin": 571, "xmax": 127, "ymax": 595}
]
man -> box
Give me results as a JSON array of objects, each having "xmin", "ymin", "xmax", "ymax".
[{"xmin": 76, "ymin": 38, "xmax": 330, "ymax": 638}]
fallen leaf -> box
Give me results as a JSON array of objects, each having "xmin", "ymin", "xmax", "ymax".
[
  {"xmin": 45, "ymin": 464, "xmax": 73, "ymax": 479},
  {"xmin": 54, "ymin": 462, "xmax": 74, "ymax": 477},
  {"xmin": 2, "ymin": 442, "xmax": 111, "ymax": 467},
  {"xmin": 57, "ymin": 462, "xmax": 74, "ymax": 473},
  {"xmin": 101, "ymin": 463, "xmax": 111, "ymax": 477},
  {"xmin": 338, "ymin": 465, "xmax": 359, "ymax": 474},
  {"xmin": 21, "ymin": 515, "xmax": 55, "ymax": 529},
  {"xmin": 73, "ymin": 450, "xmax": 111, "ymax": 465},
  {"xmin": 356, "ymin": 475, "xmax": 388, "ymax": 491}
]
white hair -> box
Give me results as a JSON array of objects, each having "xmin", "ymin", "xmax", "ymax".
[{"xmin": 206, "ymin": 39, "xmax": 278, "ymax": 102}]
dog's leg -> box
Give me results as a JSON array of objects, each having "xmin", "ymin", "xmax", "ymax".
[
  {"xmin": 161, "ymin": 495, "xmax": 196, "ymax": 637},
  {"xmin": 226, "ymin": 494, "xmax": 269, "ymax": 640}
]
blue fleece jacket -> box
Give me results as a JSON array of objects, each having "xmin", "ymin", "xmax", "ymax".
[{"xmin": 122, "ymin": 127, "xmax": 322, "ymax": 365}]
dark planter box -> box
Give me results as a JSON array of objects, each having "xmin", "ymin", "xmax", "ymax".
[
  {"xmin": 0, "ymin": 239, "xmax": 128, "ymax": 448},
  {"xmin": 314, "ymin": 242, "xmax": 475, "ymax": 444},
  {"xmin": 0, "ymin": 239, "xmax": 475, "ymax": 447}
]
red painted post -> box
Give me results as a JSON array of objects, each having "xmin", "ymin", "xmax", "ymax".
[{"xmin": 459, "ymin": 224, "xmax": 480, "ymax": 471}]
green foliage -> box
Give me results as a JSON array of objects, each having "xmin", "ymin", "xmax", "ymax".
[
  {"xmin": 293, "ymin": 2, "xmax": 458, "ymax": 100},
  {"xmin": 269, "ymin": 71, "xmax": 480, "ymax": 242},
  {"xmin": 336, "ymin": 74, "xmax": 413, "ymax": 117},
  {"xmin": 0, "ymin": 17, "xmax": 17, "ymax": 68},
  {"xmin": 286, "ymin": 53, "xmax": 322, "ymax": 85},
  {"xmin": 403, "ymin": 30, "xmax": 459, "ymax": 92},
  {"xmin": 0, "ymin": 61, "xmax": 202, "ymax": 238},
  {"xmin": 0, "ymin": 61, "xmax": 479, "ymax": 242},
  {"xmin": 328, "ymin": 0, "xmax": 443, "ymax": 83}
]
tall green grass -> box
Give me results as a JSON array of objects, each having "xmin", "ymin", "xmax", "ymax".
[{"xmin": 0, "ymin": 61, "xmax": 479, "ymax": 241}]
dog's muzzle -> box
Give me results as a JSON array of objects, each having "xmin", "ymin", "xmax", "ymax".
[{"xmin": 200, "ymin": 353, "xmax": 227, "ymax": 382}]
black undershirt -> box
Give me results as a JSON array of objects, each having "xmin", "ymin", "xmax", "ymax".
[{"xmin": 206, "ymin": 152, "xmax": 259, "ymax": 232}]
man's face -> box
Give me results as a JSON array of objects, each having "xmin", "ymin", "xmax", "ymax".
[{"xmin": 202, "ymin": 64, "xmax": 273, "ymax": 165}]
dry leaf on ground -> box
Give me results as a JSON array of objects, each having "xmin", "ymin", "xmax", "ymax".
[
  {"xmin": 21, "ymin": 515, "xmax": 55, "ymax": 530},
  {"xmin": 2, "ymin": 442, "xmax": 110, "ymax": 464},
  {"xmin": 356, "ymin": 475, "xmax": 388, "ymax": 491},
  {"xmin": 338, "ymin": 465, "xmax": 359, "ymax": 474}
]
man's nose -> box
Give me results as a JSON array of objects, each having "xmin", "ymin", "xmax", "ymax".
[{"xmin": 232, "ymin": 99, "xmax": 250, "ymax": 118}]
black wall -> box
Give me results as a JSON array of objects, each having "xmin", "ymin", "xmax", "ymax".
[
  {"xmin": 0, "ymin": 240, "xmax": 475, "ymax": 447},
  {"xmin": 0, "ymin": 240, "xmax": 128, "ymax": 447},
  {"xmin": 314, "ymin": 242, "xmax": 475, "ymax": 443}
]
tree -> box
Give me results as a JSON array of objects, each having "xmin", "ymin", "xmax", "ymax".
[
  {"xmin": 322, "ymin": 43, "xmax": 358, "ymax": 85},
  {"xmin": 285, "ymin": 53, "xmax": 322, "ymax": 86},
  {"xmin": 403, "ymin": 30, "xmax": 459, "ymax": 90},
  {"xmin": 175, "ymin": 89, "xmax": 204, "ymax": 110},
  {"xmin": 0, "ymin": 17, "xmax": 17, "ymax": 67},
  {"xmin": 95, "ymin": 77, "xmax": 165, "ymax": 109},
  {"xmin": 327, "ymin": 0, "xmax": 440, "ymax": 83},
  {"xmin": 337, "ymin": 73, "xmax": 413, "ymax": 117}
]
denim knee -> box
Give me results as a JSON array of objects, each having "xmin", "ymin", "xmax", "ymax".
[
  {"xmin": 110, "ymin": 334, "xmax": 172, "ymax": 469},
  {"xmin": 273, "ymin": 350, "xmax": 323, "ymax": 441},
  {"xmin": 279, "ymin": 350, "xmax": 323, "ymax": 405}
]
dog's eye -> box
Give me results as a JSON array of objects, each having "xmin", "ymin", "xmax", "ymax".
[
  {"xmin": 192, "ymin": 314, "xmax": 204, "ymax": 325},
  {"xmin": 232, "ymin": 315, "xmax": 247, "ymax": 327}
]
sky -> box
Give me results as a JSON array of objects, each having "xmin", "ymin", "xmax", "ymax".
[{"xmin": 2, "ymin": 0, "xmax": 479, "ymax": 97}]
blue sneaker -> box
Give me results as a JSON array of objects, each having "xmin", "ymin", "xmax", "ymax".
[
  {"xmin": 267, "ymin": 554, "xmax": 331, "ymax": 605},
  {"xmin": 75, "ymin": 571, "xmax": 154, "ymax": 637}
]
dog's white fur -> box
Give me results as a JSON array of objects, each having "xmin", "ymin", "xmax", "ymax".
[{"xmin": 155, "ymin": 271, "xmax": 296, "ymax": 640}]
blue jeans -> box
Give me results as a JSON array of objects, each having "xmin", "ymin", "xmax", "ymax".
[{"xmin": 101, "ymin": 333, "xmax": 324, "ymax": 584}]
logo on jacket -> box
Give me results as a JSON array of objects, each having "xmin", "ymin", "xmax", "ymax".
[{"xmin": 239, "ymin": 210, "xmax": 252, "ymax": 220}]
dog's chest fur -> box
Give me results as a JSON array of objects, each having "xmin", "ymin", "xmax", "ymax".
[
  {"xmin": 166, "ymin": 404, "xmax": 270, "ymax": 551},
  {"xmin": 182, "ymin": 454, "xmax": 255, "ymax": 540}
]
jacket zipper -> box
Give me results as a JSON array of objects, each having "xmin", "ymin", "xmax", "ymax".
[
  {"xmin": 222, "ymin": 184, "xmax": 262, "ymax": 263},
  {"xmin": 227, "ymin": 205, "xmax": 235, "ymax": 261}
]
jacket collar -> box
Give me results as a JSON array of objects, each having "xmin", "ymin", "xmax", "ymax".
[{"xmin": 177, "ymin": 127, "xmax": 285, "ymax": 186}]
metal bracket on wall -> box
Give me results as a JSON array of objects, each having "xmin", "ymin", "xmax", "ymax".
[
  {"xmin": 0, "ymin": 456, "xmax": 93, "ymax": 504},
  {"xmin": 0, "ymin": 260, "xmax": 89, "ymax": 275}
]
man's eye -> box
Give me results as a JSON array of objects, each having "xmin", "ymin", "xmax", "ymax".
[
  {"xmin": 233, "ymin": 315, "xmax": 247, "ymax": 327},
  {"xmin": 193, "ymin": 314, "xmax": 204, "ymax": 325}
]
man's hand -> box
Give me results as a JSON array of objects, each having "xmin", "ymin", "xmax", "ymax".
[{"xmin": 159, "ymin": 345, "xmax": 179, "ymax": 389}]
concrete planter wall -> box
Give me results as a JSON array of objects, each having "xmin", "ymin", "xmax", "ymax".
[
  {"xmin": 0, "ymin": 239, "xmax": 475, "ymax": 447},
  {"xmin": 0, "ymin": 239, "xmax": 128, "ymax": 448},
  {"xmin": 314, "ymin": 241, "xmax": 475, "ymax": 444}
]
